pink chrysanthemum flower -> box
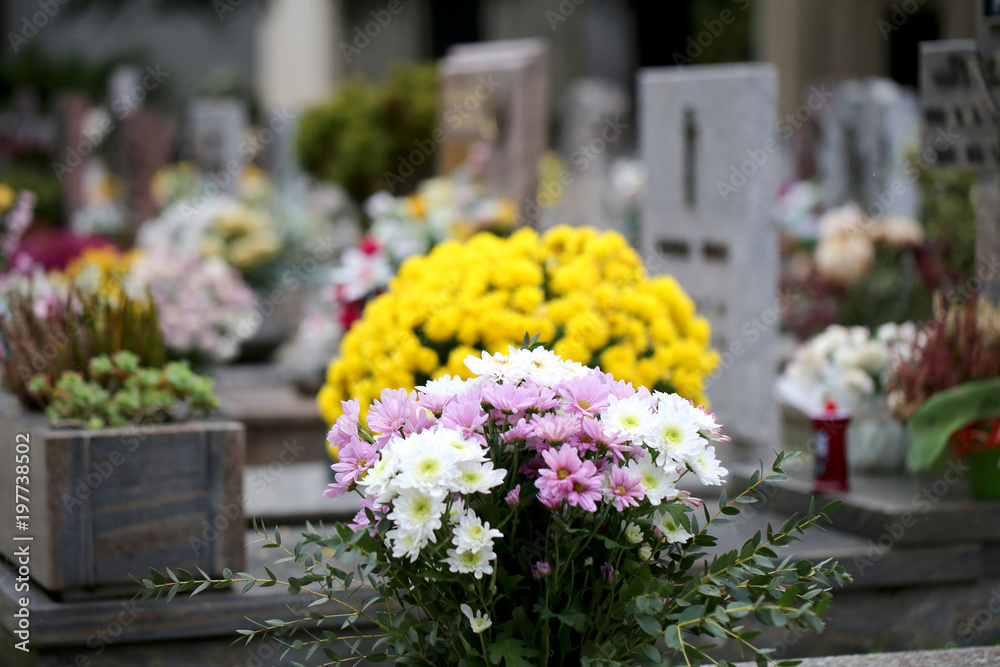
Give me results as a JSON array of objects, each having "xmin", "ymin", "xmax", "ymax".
[
  {"xmin": 605, "ymin": 466, "xmax": 645, "ymax": 511},
  {"xmin": 481, "ymin": 381, "xmax": 535, "ymax": 416},
  {"xmin": 536, "ymin": 446, "xmax": 602, "ymax": 512},
  {"xmin": 530, "ymin": 413, "xmax": 579, "ymax": 446},
  {"xmin": 326, "ymin": 398, "xmax": 361, "ymax": 448},
  {"xmin": 521, "ymin": 381, "xmax": 561, "ymax": 413},
  {"xmin": 558, "ymin": 375, "xmax": 611, "ymax": 418},
  {"xmin": 367, "ymin": 388, "xmax": 419, "ymax": 444},
  {"xmin": 504, "ymin": 484, "xmax": 521, "ymax": 507},
  {"xmin": 531, "ymin": 560, "xmax": 552, "ymax": 579},
  {"xmin": 440, "ymin": 397, "xmax": 489, "ymax": 440},
  {"xmin": 570, "ymin": 417, "xmax": 630, "ymax": 461},
  {"xmin": 325, "ymin": 439, "xmax": 379, "ymax": 499},
  {"xmin": 348, "ymin": 496, "xmax": 387, "ymax": 535}
]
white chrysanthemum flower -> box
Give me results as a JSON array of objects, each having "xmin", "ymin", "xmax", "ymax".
[
  {"xmin": 460, "ymin": 604, "xmax": 493, "ymax": 634},
  {"xmin": 387, "ymin": 487, "xmax": 446, "ymax": 542},
  {"xmin": 437, "ymin": 428, "xmax": 488, "ymax": 463},
  {"xmin": 395, "ymin": 436, "xmax": 461, "ymax": 492},
  {"xmin": 464, "ymin": 349, "xmax": 529, "ymax": 384},
  {"xmin": 603, "ymin": 394, "xmax": 654, "ymax": 440},
  {"xmin": 454, "ymin": 460, "xmax": 507, "ymax": 495},
  {"xmin": 357, "ymin": 450, "xmax": 400, "ymax": 503},
  {"xmin": 453, "ymin": 509, "xmax": 503, "ymax": 553},
  {"xmin": 687, "ymin": 445, "xmax": 728, "ymax": 486},
  {"xmin": 652, "ymin": 510, "xmax": 694, "ymax": 544},
  {"xmin": 419, "ymin": 374, "xmax": 472, "ymax": 396},
  {"xmin": 387, "ymin": 527, "xmax": 429, "ymax": 562},
  {"xmin": 639, "ymin": 401, "xmax": 706, "ymax": 467},
  {"xmin": 444, "ymin": 546, "xmax": 496, "ymax": 579},
  {"xmin": 637, "ymin": 545, "xmax": 653, "ymax": 561},
  {"xmin": 623, "ymin": 522, "xmax": 643, "ymax": 545},
  {"xmin": 625, "ymin": 455, "xmax": 679, "ymax": 505},
  {"xmin": 507, "ymin": 346, "xmax": 580, "ymax": 387}
]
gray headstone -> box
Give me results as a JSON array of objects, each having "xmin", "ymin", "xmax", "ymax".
[
  {"xmin": 186, "ymin": 97, "xmax": 249, "ymax": 193},
  {"xmin": 639, "ymin": 63, "xmax": 781, "ymax": 451},
  {"xmin": 918, "ymin": 40, "xmax": 995, "ymax": 168},
  {"xmin": 918, "ymin": 4, "xmax": 1000, "ymax": 300},
  {"xmin": 438, "ymin": 39, "xmax": 549, "ymax": 223},
  {"xmin": 556, "ymin": 78, "xmax": 631, "ymax": 232},
  {"xmin": 820, "ymin": 78, "xmax": 919, "ymax": 218}
]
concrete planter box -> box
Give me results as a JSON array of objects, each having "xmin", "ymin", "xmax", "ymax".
[{"xmin": 0, "ymin": 395, "xmax": 245, "ymax": 600}]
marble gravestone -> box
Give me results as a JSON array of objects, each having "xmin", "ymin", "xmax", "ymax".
[
  {"xmin": 919, "ymin": 4, "xmax": 1000, "ymax": 301},
  {"xmin": 438, "ymin": 39, "xmax": 549, "ymax": 224},
  {"xmin": 639, "ymin": 64, "xmax": 781, "ymax": 451},
  {"xmin": 186, "ymin": 97, "xmax": 249, "ymax": 194},
  {"xmin": 556, "ymin": 78, "xmax": 631, "ymax": 232},
  {"xmin": 819, "ymin": 78, "xmax": 920, "ymax": 218}
]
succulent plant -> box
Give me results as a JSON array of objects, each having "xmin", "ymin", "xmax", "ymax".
[{"xmin": 28, "ymin": 351, "xmax": 218, "ymax": 429}]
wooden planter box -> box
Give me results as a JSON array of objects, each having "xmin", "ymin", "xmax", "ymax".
[{"xmin": 0, "ymin": 395, "xmax": 246, "ymax": 599}]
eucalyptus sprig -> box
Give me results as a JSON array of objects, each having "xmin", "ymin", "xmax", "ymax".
[{"xmin": 141, "ymin": 454, "xmax": 848, "ymax": 667}]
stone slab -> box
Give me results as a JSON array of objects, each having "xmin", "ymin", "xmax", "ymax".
[
  {"xmin": 639, "ymin": 63, "xmax": 781, "ymax": 452},
  {"xmin": 726, "ymin": 458, "xmax": 1000, "ymax": 546},
  {"xmin": 738, "ymin": 647, "xmax": 1000, "ymax": 667}
]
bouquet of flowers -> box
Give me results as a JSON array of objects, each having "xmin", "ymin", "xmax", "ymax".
[
  {"xmin": 318, "ymin": 226, "xmax": 719, "ymax": 440},
  {"xmin": 128, "ymin": 248, "xmax": 259, "ymax": 363},
  {"xmin": 144, "ymin": 342, "xmax": 846, "ymax": 665},
  {"xmin": 777, "ymin": 323, "xmax": 916, "ymax": 418}
]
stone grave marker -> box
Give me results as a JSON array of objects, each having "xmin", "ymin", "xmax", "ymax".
[
  {"xmin": 118, "ymin": 108, "xmax": 176, "ymax": 239},
  {"xmin": 919, "ymin": 3, "xmax": 1000, "ymax": 300},
  {"xmin": 438, "ymin": 38, "xmax": 549, "ymax": 224},
  {"xmin": 819, "ymin": 78, "xmax": 920, "ymax": 218},
  {"xmin": 639, "ymin": 63, "xmax": 781, "ymax": 451},
  {"xmin": 556, "ymin": 78, "xmax": 630, "ymax": 232},
  {"xmin": 186, "ymin": 97, "xmax": 249, "ymax": 194}
]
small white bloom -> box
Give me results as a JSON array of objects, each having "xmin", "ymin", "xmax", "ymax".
[
  {"xmin": 603, "ymin": 394, "xmax": 654, "ymax": 440},
  {"xmin": 652, "ymin": 510, "xmax": 694, "ymax": 544},
  {"xmin": 464, "ymin": 350, "xmax": 529, "ymax": 384},
  {"xmin": 625, "ymin": 454, "xmax": 679, "ymax": 505},
  {"xmin": 387, "ymin": 487, "xmax": 447, "ymax": 543},
  {"xmin": 444, "ymin": 546, "xmax": 496, "ymax": 579},
  {"xmin": 637, "ymin": 545, "xmax": 653, "ymax": 561},
  {"xmin": 386, "ymin": 527, "xmax": 429, "ymax": 562},
  {"xmin": 453, "ymin": 509, "xmax": 503, "ymax": 552},
  {"xmin": 623, "ymin": 522, "xmax": 643, "ymax": 545},
  {"xmin": 419, "ymin": 374, "xmax": 472, "ymax": 396},
  {"xmin": 437, "ymin": 428, "xmax": 489, "ymax": 463},
  {"xmin": 395, "ymin": 436, "xmax": 461, "ymax": 492},
  {"xmin": 460, "ymin": 604, "xmax": 493, "ymax": 634},
  {"xmin": 454, "ymin": 460, "xmax": 507, "ymax": 495},
  {"xmin": 357, "ymin": 450, "xmax": 400, "ymax": 503},
  {"xmin": 639, "ymin": 401, "xmax": 706, "ymax": 467},
  {"xmin": 687, "ymin": 445, "xmax": 728, "ymax": 486}
]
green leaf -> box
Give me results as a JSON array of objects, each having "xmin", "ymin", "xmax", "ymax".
[
  {"xmin": 637, "ymin": 644, "xmax": 662, "ymax": 663},
  {"xmin": 755, "ymin": 607, "xmax": 787, "ymax": 627},
  {"xmin": 636, "ymin": 614, "xmax": 662, "ymax": 637},
  {"xmin": 488, "ymin": 638, "xmax": 538, "ymax": 666},
  {"xmin": 906, "ymin": 377, "xmax": 1000, "ymax": 472}
]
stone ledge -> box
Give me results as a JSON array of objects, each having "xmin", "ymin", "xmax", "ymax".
[
  {"xmin": 737, "ymin": 646, "xmax": 1000, "ymax": 666},
  {"xmin": 727, "ymin": 459, "xmax": 1000, "ymax": 546}
]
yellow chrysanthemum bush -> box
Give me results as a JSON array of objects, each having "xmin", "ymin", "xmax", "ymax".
[{"xmin": 317, "ymin": 225, "xmax": 719, "ymax": 441}]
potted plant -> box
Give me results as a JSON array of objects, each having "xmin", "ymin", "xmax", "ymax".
[
  {"xmin": 144, "ymin": 341, "xmax": 848, "ymax": 664},
  {"xmin": 888, "ymin": 294, "xmax": 1000, "ymax": 499},
  {"xmin": 0, "ymin": 259, "xmax": 245, "ymax": 599}
]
